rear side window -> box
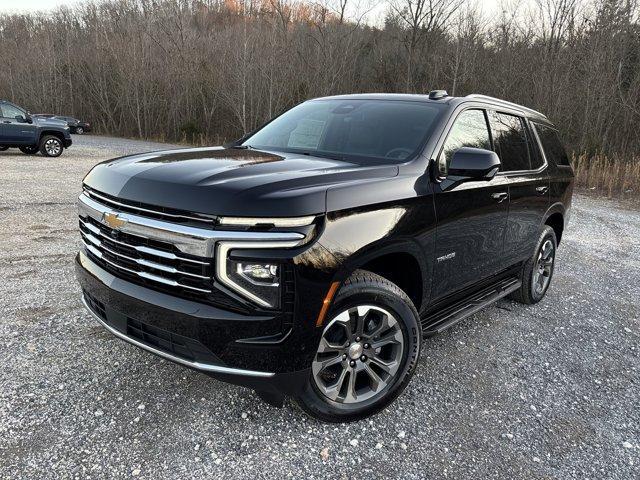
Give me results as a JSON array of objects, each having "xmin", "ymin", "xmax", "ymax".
[
  {"xmin": 438, "ymin": 109, "xmax": 491, "ymax": 176},
  {"xmin": 489, "ymin": 112, "xmax": 530, "ymax": 171},
  {"xmin": 533, "ymin": 123, "xmax": 570, "ymax": 166}
]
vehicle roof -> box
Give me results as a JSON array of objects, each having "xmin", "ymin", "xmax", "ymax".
[{"xmin": 310, "ymin": 92, "xmax": 549, "ymax": 122}]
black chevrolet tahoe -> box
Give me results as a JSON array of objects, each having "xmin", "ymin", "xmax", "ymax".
[
  {"xmin": 76, "ymin": 92, "xmax": 573, "ymax": 422},
  {"xmin": 0, "ymin": 100, "xmax": 72, "ymax": 157}
]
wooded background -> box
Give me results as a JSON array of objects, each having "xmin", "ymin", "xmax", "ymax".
[{"xmin": 1, "ymin": 0, "xmax": 638, "ymax": 195}]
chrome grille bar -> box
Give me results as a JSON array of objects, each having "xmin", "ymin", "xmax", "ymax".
[
  {"xmin": 79, "ymin": 218, "xmax": 209, "ymax": 266},
  {"xmin": 78, "ymin": 192, "xmax": 304, "ymax": 257},
  {"xmin": 80, "ymin": 231, "xmax": 209, "ymax": 280},
  {"xmin": 81, "ymin": 239, "xmax": 212, "ymax": 293},
  {"xmin": 84, "ymin": 188, "xmax": 217, "ymax": 224}
]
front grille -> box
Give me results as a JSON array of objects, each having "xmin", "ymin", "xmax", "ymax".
[{"xmin": 79, "ymin": 215, "xmax": 214, "ymax": 295}]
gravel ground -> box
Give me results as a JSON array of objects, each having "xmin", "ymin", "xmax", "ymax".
[{"xmin": 0, "ymin": 135, "xmax": 638, "ymax": 479}]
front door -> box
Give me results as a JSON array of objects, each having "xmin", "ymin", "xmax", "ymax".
[
  {"xmin": 431, "ymin": 108, "xmax": 510, "ymax": 300},
  {"xmin": 0, "ymin": 103, "xmax": 36, "ymax": 144}
]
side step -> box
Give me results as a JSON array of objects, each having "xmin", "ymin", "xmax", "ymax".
[{"xmin": 421, "ymin": 277, "xmax": 521, "ymax": 336}]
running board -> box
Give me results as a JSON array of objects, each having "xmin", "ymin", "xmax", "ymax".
[{"xmin": 421, "ymin": 277, "xmax": 521, "ymax": 336}]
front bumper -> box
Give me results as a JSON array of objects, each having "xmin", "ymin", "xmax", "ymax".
[
  {"xmin": 76, "ymin": 251, "xmax": 311, "ymax": 395},
  {"xmin": 63, "ymin": 137, "xmax": 72, "ymax": 148}
]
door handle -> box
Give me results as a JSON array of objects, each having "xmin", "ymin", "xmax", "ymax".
[
  {"xmin": 491, "ymin": 192, "xmax": 508, "ymax": 203},
  {"xmin": 2, "ymin": 121, "xmax": 11, "ymax": 124},
  {"xmin": 536, "ymin": 186, "xmax": 549, "ymax": 195}
]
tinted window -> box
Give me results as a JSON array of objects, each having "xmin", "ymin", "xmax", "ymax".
[
  {"xmin": 438, "ymin": 109, "xmax": 490, "ymax": 176},
  {"xmin": 244, "ymin": 100, "xmax": 444, "ymax": 162},
  {"xmin": 489, "ymin": 112, "xmax": 530, "ymax": 171},
  {"xmin": 1, "ymin": 103, "xmax": 25, "ymax": 119},
  {"xmin": 533, "ymin": 123, "xmax": 570, "ymax": 166}
]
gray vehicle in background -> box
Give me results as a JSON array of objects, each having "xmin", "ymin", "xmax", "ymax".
[{"xmin": 0, "ymin": 101, "xmax": 72, "ymax": 157}]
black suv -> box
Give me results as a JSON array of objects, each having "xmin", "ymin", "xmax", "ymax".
[
  {"xmin": 76, "ymin": 92, "xmax": 573, "ymax": 422},
  {"xmin": 0, "ymin": 100, "xmax": 72, "ymax": 157}
]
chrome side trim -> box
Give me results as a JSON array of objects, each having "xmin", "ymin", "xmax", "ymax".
[
  {"xmin": 81, "ymin": 295, "xmax": 275, "ymax": 378},
  {"xmin": 78, "ymin": 192, "xmax": 305, "ymax": 257},
  {"xmin": 216, "ymin": 240, "xmax": 302, "ymax": 308}
]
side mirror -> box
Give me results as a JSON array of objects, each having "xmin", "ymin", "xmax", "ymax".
[
  {"xmin": 15, "ymin": 115, "xmax": 26, "ymax": 123},
  {"xmin": 448, "ymin": 147, "xmax": 501, "ymax": 181}
]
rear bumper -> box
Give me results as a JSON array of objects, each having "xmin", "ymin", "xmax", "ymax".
[{"xmin": 76, "ymin": 251, "xmax": 310, "ymax": 395}]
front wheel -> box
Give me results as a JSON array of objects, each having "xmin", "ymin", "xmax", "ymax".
[
  {"xmin": 75, "ymin": 127, "xmax": 84, "ymax": 134},
  {"xmin": 510, "ymin": 226, "xmax": 557, "ymax": 304},
  {"xmin": 19, "ymin": 145, "xmax": 39, "ymax": 155},
  {"xmin": 295, "ymin": 270, "xmax": 421, "ymax": 422},
  {"xmin": 0, "ymin": 146, "xmax": 8, "ymax": 151},
  {"xmin": 39, "ymin": 135, "xmax": 63, "ymax": 157}
]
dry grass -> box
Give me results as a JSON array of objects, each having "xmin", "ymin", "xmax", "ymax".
[{"xmin": 571, "ymin": 153, "xmax": 640, "ymax": 199}]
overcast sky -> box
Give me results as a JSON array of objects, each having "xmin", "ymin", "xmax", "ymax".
[{"xmin": 0, "ymin": 0, "xmax": 84, "ymax": 12}]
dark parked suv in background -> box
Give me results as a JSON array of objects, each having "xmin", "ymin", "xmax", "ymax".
[
  {"xmin": 0, "ymin": 100, "xmax": 72, "ymax": 157},
  {"xmin": 76, "ymin": 91, "xmax": 573, "ymax": 422}
]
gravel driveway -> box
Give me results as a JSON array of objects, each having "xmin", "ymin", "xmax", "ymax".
[{"xmin": 1, "ymin": 135, "xmax": 638, "ymax": 479}]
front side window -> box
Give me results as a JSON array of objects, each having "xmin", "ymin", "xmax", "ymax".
[
  {"xmin": 489, "ymin": 112, "xmax": 531, "ymax": 171},
  {"xmin": 533, "ymin": 123, "xmax": 570, "ymax": 166},
  {"xmin": 1, "ymin": 103, "xmax": 25, "ymax": 119},
  {"xmin": 243, "ymin": 100, "xmax": 445, "ymax": 163},
  {"xmin": 438, "ymin": 109, "xmax": 491, "ymax": 176}
]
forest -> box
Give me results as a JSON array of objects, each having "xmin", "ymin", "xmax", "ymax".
[{"xmin": 0, "ymin": 0, "xmax": 638, "ymax": 197}]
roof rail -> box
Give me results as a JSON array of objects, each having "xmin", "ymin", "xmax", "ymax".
[{"xmin": 464, "ymin": 94, "xmax": 546, "ymax": 118}]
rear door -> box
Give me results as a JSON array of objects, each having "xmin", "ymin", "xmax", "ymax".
[
  {"xmin": 431, "ymin": 108, "xmax": 510, "ymax": 300},
  {"xmin": 488, "ymin": 111, "xmax": 549, "ymax": 266}
]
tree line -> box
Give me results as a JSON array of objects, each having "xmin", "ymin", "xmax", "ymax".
[{"xmin": 0, "ymin": 0, "xmax": 638, "ymax": 163}]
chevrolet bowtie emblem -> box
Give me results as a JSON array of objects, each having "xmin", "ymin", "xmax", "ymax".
[{"xmin": 102, "ymin": 212, "xmax": 126, "ymax": 230}]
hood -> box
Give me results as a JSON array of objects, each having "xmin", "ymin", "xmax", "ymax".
[
  {"xmin": 83, "ymin": 147, "xmax": 399, "ymax": 217},
  {"xmin": 34, "ymin": 117, "xmax": 67, "ymax": 127}
]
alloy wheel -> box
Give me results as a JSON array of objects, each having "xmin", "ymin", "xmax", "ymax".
[
  {"xmin": 312, "ymin": 305, "xmax": 404, "ymax": 404},
  {"xmin": 44, "ymin": 139, "xmax": 62, "ymax": 156},
  {"xmin": 533, "ymin": 239, "xmax": 554, "ymax": 296}
]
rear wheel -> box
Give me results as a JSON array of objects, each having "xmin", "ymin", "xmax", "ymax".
[
  {"xmin": 39, "ymin": 135, "xmax": 63, "ymax": 157},
  {"xmin": 510, "ymin": 226, "xmax": 557, "ymax": 304},
  {"xmin": 295, "ymin": 270, "xmax": 421, "ymax": 422},
  {"xmin": 0, "ymin": 146, "xmax": 8, "ymax": 151},
  {"xmin": 19, "ymin": 145, "xmax": 39, "ymax": 155}
]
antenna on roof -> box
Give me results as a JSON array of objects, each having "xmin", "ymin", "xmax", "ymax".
[{"xmin": 428, "ymin": 90, "xmax": 448, "ymax": 100}]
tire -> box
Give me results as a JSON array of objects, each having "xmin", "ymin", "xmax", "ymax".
[
  {"xmin": 39, "ymin": 135, "xmax": 63, "ymax": 157},
  {"xmin": 0, "ymin": 146, "xmax": 8, "ymax": 151},
  {"xmin": 75, "ymin": 127, "xmax": 84, "ymax": 134},
  {"xmin": 295, "ymin": 270, "xmax": 422, "ymax": 423},
  {"xmin": 19, "ymin": 145, "xmax": 39, "ymax": 155},
  {"xmin": 510, "ymin": 226, "xmax": 557, "ymax": 304}
]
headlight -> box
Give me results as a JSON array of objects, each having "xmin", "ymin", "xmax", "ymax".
[
  {"xmin": 215, "ymin": 237, "xmax": 305, "ymax": 309},
  {"xmin": 226, "ymin": 259, "xmax": 281, "ymax": 308}
]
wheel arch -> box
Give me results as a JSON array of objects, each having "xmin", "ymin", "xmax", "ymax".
[
  {"xmin": 336, "ymin": 241, "xmax": 426, "ymax": 312},
  {"xmin": 39, "ymin": 130, "xmax": 65, "ymax": 144},
  {"xmin": 542, "ymin": 203, "xmax": 566, "ymax": 244}
]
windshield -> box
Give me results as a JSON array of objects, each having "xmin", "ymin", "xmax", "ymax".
[{"xmin": 243, "ymin": 99, "xmax": 445, "ymax": 162}]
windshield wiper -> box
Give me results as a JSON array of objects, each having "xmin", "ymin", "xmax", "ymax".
[
  {"xmin": 230, "ymin": 144, "xmax": 253, "ymax": 150},
  {"xmin": 299, "ymin": 151, "xmax": 345, "ymax": 161}
]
